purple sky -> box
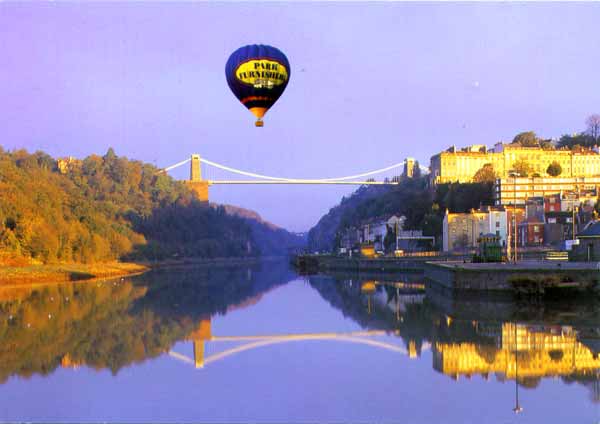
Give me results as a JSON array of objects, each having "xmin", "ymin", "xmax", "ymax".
[{"xmin": 1, "ymin": 3, "xmax": 600, "ymax": 232}]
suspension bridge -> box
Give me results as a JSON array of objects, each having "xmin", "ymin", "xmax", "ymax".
[
  {"xmin": 160, "ymin": 154, "xmax": 429, "ymax": 201},
  {"xmin": 168, "ymin": 318, "xmax": 430, "ymax": 369}
]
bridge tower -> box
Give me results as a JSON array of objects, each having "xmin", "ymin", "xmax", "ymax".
[{"xmin": 185, "ymin": 154, "xmax": 209, "ymax": 202}]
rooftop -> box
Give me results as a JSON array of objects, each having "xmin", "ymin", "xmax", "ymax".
[{"xmin": 577, "ymin": 221, "xmax": 600, "ymax": 238}]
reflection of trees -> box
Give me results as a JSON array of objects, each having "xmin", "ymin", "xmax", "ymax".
[
  {"xmin": 134, "ymin": 261, "xmax": 293, "ymax": 320},
  {"xmin": 0, "ymin": 261, "xmax": 294, "ymax": 382},
  {"xmin": 0, "ymin": 281, "xmax": 171, "ymax": 382}
]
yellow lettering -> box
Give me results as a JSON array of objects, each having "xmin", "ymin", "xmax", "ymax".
[{"xmin": 236, "ymin": 60, "xmax": 288, "ymax": 86}]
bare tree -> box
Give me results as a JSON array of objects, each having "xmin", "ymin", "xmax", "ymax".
[{"xmin": 586, "ymin": 114, "xmax": 600, "ymax": 142}]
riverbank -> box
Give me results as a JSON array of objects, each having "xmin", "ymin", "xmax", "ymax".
[
  {"xmin": 0, "ymin": 262, "xmax": 149, "ymax": 287},
  {"xmin": 0, "ymin": 256, "xmax": 277, "ymax": 287}
]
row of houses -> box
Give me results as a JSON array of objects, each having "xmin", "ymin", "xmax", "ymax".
[
  {"xmin": 443, "ymin": 191, "xmax": 598, "ymax": 251},
  {"xmin": 339, "ymin": 215, "xmax": 435, "ymax": 253},
  {"xmin": 430, "ymin": 142, "xmax": 600, "ymax": 185}
]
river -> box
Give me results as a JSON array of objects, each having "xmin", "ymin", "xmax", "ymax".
[{"xmin": 0, "ymin": 260, "xmax": 598, "ymax": 423}]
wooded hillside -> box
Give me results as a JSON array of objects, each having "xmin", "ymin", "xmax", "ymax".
[{"xmin": 0, "ymin": 147, "xmax": 302, "ymax": 264}]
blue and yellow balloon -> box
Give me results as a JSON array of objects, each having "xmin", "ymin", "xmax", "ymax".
[{"xmin": 225, "ymin": 44, "xmax": 290, "ymax": 127}]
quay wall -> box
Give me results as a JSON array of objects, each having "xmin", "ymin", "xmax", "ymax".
[
  {"xmin": 294, "ymin": 255, "xmax": 470, "ymax": 274},
  {"xmin": 424, "ymin": 261, "xmax": 600, "ymax": 292}
]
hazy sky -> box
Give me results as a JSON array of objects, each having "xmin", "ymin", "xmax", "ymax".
[{"xmin": 2, "ymin": 2, "xmax": 600, "ymax": 231}]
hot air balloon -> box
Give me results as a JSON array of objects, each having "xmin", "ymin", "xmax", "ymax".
[{"xmin": 225, "ymin": 44, "xmax": 290, "ymax": 127}]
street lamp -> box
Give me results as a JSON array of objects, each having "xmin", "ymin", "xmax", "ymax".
[
  {"xmin": 513, "ymin": 322, "xmax": 523, "ymax": 414},
  {"xmin": 572, "ymin": 205, "xmax": 578, "ymax": 241},
  {"xmin": 508, "ymin": 171, "xmax": 521, "ymax": 263}
]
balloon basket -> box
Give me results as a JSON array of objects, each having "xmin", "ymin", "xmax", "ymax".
[{"xmin": 255, "ymin": 120, "xmax": 264, "ymax": 127}]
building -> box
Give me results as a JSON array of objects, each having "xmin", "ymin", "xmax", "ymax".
[
  {"xmin": 430, "ymin": 142, "xmax": 600, "ymax": 185},
  {"xmin": 341, "ymin": 215, "xmax": 405, "ymax": 252},
  {"xmin": 571, "ymin": 221, "xmax": 600, "ymax": 261},
  {"xmin": 525, "ymin": 197, "xmax": 545, "ymax": 220},
  {"xmin": 544, "ymin": 211, "xmax": 576, "ymax": 246},
  {"xmin": 396, "ymin": 230, "xmax": 435, "ymax": 251},
  {"xmin": 57, "ymin": 156, "xmax": 81, "ymax": 174},
  {"xmin": 494, "ymin": 176, "xmax": 600, "ymax": 207},
  {"xmin": 443, "ymin": 207, "xmax": 508, "ymax": 252},
  {"xmin": 518, "ymin": 218, "xmax": 544, "ymax": 246}
]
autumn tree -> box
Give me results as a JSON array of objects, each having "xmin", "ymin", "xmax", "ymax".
[
  {"xmin": 512, "ymin": 131, "xmax": 540, "ymax": 147},
  {"xmin": 511, "ymin": 159, "xmax": 533, "ymax": 177},
  {"xmin": 540, "ymin": 139, "xmax": 555, "ymax": 150},
  {"xmin": 546, "ymin": 161, "xmax": 562, "ymax": 177},
  {"xmin": 473, "ymin": 163, "xmax": 496, "ymax": 183},
  {"xmin": 0, "ymin": 148, "xmax": 301, "ymax": 264}
]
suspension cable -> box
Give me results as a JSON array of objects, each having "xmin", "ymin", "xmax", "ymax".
[
  {"xmin": 160, "ymin": 155, "xmax": 428, "ymax": 181},
  {"xmin": 161, "ymin": 158, "xmax": 191, "ymax": 172},
  {"xmin": 199, "ymin": 157, "xmax": 407, "ymax": 182}
]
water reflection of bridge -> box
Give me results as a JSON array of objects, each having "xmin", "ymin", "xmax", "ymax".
[{"xmin": 169, "ymin": 319, "xmax": 430, "ymax": 369}]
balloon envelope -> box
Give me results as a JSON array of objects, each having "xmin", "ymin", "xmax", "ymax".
[{"xmin": 225, "ymin": 44, "xmax": 291, "ymax": 126}]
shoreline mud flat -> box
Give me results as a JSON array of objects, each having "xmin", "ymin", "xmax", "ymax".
[{"xmin": 0, "ymin": 256, "xmax": 280, "ymax": 288}]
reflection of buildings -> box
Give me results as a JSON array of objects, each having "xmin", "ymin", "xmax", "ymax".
[{"xmin": 433, "ymin": 323, "xmax": 600, "ymax": 381}]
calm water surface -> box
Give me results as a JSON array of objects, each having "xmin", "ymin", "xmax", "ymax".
[{"xmin": 0, "ymin": 260, "xmax": 599, "ymax": 423}]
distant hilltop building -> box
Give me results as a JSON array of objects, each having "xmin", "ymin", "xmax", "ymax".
[
  {"xmin": 430, "ymin": 142, "xmax": 600, "ymax": 184},
  {"xmin": 57, "ymin": 156, "xmax": 81, "ymax": 174}
]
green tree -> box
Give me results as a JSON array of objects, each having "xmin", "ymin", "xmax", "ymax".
[
  {"xmin": 473, "ymin": 163, "xmax": 496, "ymax": 183},
  {"xmin": 557, "ymin": 133, "xmax": 595, "ymax": 149},
  {"xmin": 540, "ymin": 140, "xmax": 555, "ymax": 150},
  {"xmin": 512, "ymin": 158, "xmax": 533, "ymax": 177},
  {"xmin": 512, "ymin": 131, "xmax": 540, "ymax": 147},
  {"xmin": 546, "ymin": 161, "xmax": 562, "ymax": 177}
]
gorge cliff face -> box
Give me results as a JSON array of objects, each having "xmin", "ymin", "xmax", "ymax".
[
  {"xmin": 213, "ymin": 203, "xmax": 306, "ymax": 256},
  {"xmin": 307, "ymin": 177, "xmax": 452, "ymax": 253}
]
